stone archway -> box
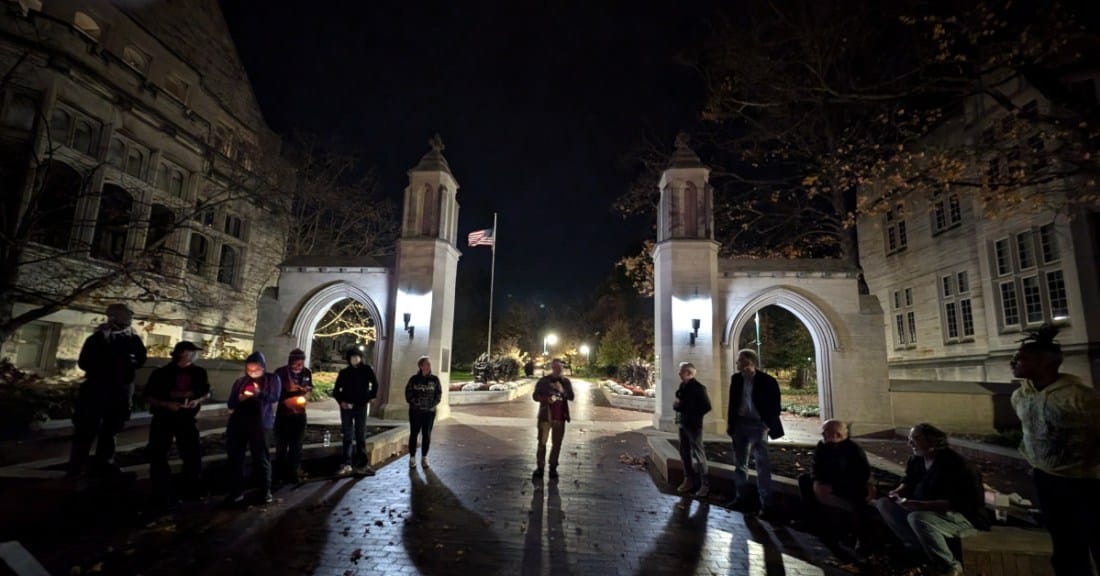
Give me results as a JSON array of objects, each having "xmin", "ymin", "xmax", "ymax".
[
  {"xmin": 724, "ymin": 286, "xmax": 840, "ymax": 421},
  {"xmin": 289, "ymin": 281, "xmax": 388, "ymax": 369}
]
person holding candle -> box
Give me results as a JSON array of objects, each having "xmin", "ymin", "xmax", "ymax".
[
  {"xmin": 274, "ymin": 348, "xmax": 313, "ymax": 485},
  {"xmin": 144, "ymin": 341, "xmax": 210, "ymax": 509},
  {"xmin": 333, "ymin": 347, "xmax": 379, "ymax": 476},
  {"xmin": 225, "ymin": 351, "xmax": 281, "ymax": 505}
]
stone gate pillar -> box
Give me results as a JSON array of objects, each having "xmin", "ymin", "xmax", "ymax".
[
  {"xmin": 652, "ymin": 135, "xmax": 726, "ymax": 434},
  {"xmin": 379, "ymin": 135, "xmax": 460, "ymax": 421}
]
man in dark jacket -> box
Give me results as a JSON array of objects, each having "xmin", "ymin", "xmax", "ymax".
[
  {"xmin": 532, "ymin": 358, "xmax": 575, "ymax": 480},
  {"xmin": 727, "ymin": 348, "xmax": 784, "ymax": 516},
  {"xmin": 144, "ymin": 341, "xmax": 210, "ymax": 507},
  {"xmin": 673, "ymin": 362, "xmax": 712, "ymax": 497},
  {"xmin": 873, "ymin": 423, "xmax": 989, "ymax": 576},
  {"xmin": 66, "ymin": 303, "xmax": 147, "ymax": 479},
  {"xmin": 274, "ymin": 348, "xmax": 313, "ymax": 485},
  {"xmin": 225, "ymin": 351, "xmax": 280, "ymax": 505},
  {"xmin": 333, "ymin": 347, "xmax": 378, "ymax": 476},
  {"xmin": 797, "ymin": 419, "xmax": 874, "ymax": 545}
]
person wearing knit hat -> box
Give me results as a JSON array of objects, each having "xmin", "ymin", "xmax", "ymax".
[
  {"xmin": 274, "ymin": 348, "xmax": 313, "ymax": 485},
  {"xmin": 225, "ymin": 351, "xmax": 281, "ymax": 505},
  {"xmin": 333, "ymin": 346, "xmax": 379, "ymax": 476}
]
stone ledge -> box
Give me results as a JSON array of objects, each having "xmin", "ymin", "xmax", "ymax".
[
  {"xmin": 446, "ymin": 380, "xmax": 536, "ymax": 405},
  {"xmin": 598, "ymin": 384, "xmax": 656, "ymax": 413}
]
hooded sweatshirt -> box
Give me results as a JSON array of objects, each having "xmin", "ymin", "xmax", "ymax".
[
  {"xmin": 333, "ymin": 351, "xmax": 378, "ymax": 406},
  {"xmin": 1011, "ymin": 373, "xmax": 1100, "ymax": 478},
  {"xmin": 228, "ymin": 351, "xmax": 281, "ymax": 429}
]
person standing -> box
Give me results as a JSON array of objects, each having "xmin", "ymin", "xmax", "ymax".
[
  {"xmin": 144, "ymin": 341, "xmax": 210, "ymax": 508},
  {"xmin": 673, "ymin": 362, "xmax": 712, "ymax": 497},
  {"xmin": 274, "ymin": 348, "xmax": 313, "ymax": 485},
  {"xmin": 66, "ymin": 303, "xmax": 147, "ymax": 479},
  {"xmin": 225, "ymin": 351, "xmax": 280, "ymax": 505},
  {"xmin": 406, "ymin": 356, "xmax": 442, "ymax": 469},
  {"xmin": 333, "ymin": 347, "xmax": 378, "ymax": 476},
  {"xmin": 872, "ymin": 424, "xmax": 988, "ymax": 576},
  {"xmin": 726, "ymin": 348, "xmax": 784, "ymax": 517},
  {"xmin": 532, "ymin": 358, "xmax": 574, "ymax": 480},
  {"xmin": 1010, "ymin": 326, "xmax": 1100, "ymax": 576}
]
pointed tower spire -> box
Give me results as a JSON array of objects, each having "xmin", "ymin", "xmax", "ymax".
[
  {"xmin": 412, "ymin": 133, "xmax": 453, "ymax": 175},
  {"xmin": 668, "ymin": 132, "xmax": 704, "ymax": 169}
]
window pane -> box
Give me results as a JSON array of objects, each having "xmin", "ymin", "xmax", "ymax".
[
  {"xmin": 48, "ymin": 108, "xmax": 70, "ymax": 147},
  {"xmin": 126, "ymin": 148, "xmax": 143, "ymax": 178},
  {"xmin": 187, "ymin": 233, "xmax": 207, "ymax": 274},
  {"xmin": 898, "ymin": 221, "xmax": 908, "ymax": 248},
  {"xmin": 217, "ymin": 245, "xmax": 238, "ymax": 285},
  {"xmin": 904, "ymin": 288, "xmax": 912, "ymax": 307},
  {"xmin": 91, "ymin": 185, "xmax": 133, "ymax": 262},
  {"xmin": 1040, "ymin": 223, "xmax": 1060, "ymax": 263},
  {"xmin": 994, "ymin": 239, "xmax": 1011, "ymax": 275},
  {"xmin": 1022, "ymin": 276, "xmax": 1043, "ymax": 323},
  {"xmin": 948, "ymin": 195, "xmax": 961, "ymax": 224},
  {"xmin": 73, "ymin": 121, "xmax": 94, "ymax": 155},
  {"xmin": 887, "ymin": 226, "xmax": 897, "ymax": 252},
  {"xmin": 895, "ymin": 314, "xmax": 907, "ymax": 346},
  {"xmin": 957, "ymin": 271, "xmax": 969, "ymax": 294},
  {"xmin": 1017, "ymin": 231, "xmax": 1035, "ymax": 269},
  {"xmin": 945, "ymin": 303, "xmax": 959, "ymax": 339},
  {"xmin": 1046, "ymin": 270, "xmax": 1068, "ymax": 319},
  {"xmin": 107, "ymin": 139, "xmax": 125, "ymax": 168},
  {"xmin": 942, "ymin": 276, "xmax": 953, "ymax": 297},
  {"xmin": 960, "ymin": 299, "xmax": 975, "ymax": 337},
  {"xmin": 1000, "ymin": 282, "xmax": 1020, "ymax": 326},
  {"xmin": 907, "ymin": 311, "xmax": 917, "ymax": 344},
  {"xmin": 893, "ymin": 291, "xmax": 901, "ymax": 310},
  {"xmin": 933, "ymin": 201, "xmax": 946, "ymax": 231}
]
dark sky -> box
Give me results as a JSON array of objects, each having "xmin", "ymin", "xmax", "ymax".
[{"xmin": 219, "ymin": 2, "xmax": 710, "ymax": 301}]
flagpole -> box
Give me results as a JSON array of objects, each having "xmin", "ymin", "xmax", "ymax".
[{"xmin": 486, "ymin": 212, "xmax": 498, "ymax": 361}]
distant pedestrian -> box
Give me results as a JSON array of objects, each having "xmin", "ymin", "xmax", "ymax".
[
  {"xmin": 225, "ymin": 351, "xmax": 280, "ymax": 505},
  {"xmin": 532, "ymin": 358, "xmax": 574, "ymax": 480},
  {"xmin": 144, "ymin": 341, "xmax": 210, "ymax": 508},
  {"xmin": 274, "ymin": 348, "xmax": 313, "ymax": 485},
  {"xmin": 872, "ymin": 423, "xmax": 988, "ymax": 576},
  {"xmin": 1010, "ymin": 326, "xmax": 1100, "ymax": 576},
  {"xmin": 333, "ymin": 347, "xmax": 378, "ymax": 476},
  {"xmin": 66, "ymin": 303, "xmax": 147, "ymax": 479},
  {"xmin": 726, "ymin": 348, "xmax": 784, "ymax": 517},
  {"xmin": 406, "ymin": 356, "xmax": 442, "ymax": 469},
  {"xmin": 524, "ymin": 360, "xmax": 535, "ymax": 378},
  {"xmin": 673, "ymin": 362, "xmax": 711, "ymax": 497}
]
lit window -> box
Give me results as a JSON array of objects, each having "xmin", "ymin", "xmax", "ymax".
[{"xmin": 73, "ymin": 12, "xmax": 101, "ymax": 41}]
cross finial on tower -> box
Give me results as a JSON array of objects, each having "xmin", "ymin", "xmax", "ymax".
[{"xmin": 430, "ymin": 133, "xmax": 445, "ymax": 152}]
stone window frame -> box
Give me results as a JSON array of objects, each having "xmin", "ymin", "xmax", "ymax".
[
  {"xmin": 121, "ymin": 45, "xmax": 151, "ymax": 76},
  {"xmin": 940, "ymin": 270, "xmax": 975, "ymax": 344},
  {"xmin": 187, "ymin": 195, "xmax": 248, "ymax": 289},
  {"xmin": 163, "ymin": 74, "xmax": 190, "ymax": 105},
  {"xmin": 990, "ymin": 222, "xmax": 1068, "ymax": 332},
  {"xmin": 155, "ymin": 160, "xmax": 189, "ymax": 200},
  {"xmin": 884, "ymin": 202, "xmax": 908, "ymax": 256},
  {"xmin": 72, "ymin": 11, "xmax": 103, "ymax": 43},
  {"xmin": 930, "ymin": 188, "xmax": 963, "ymax": 235},
  {"xmin": 891, "ymin": 287, "xmax": 917, "ymax": 349},
  {"xmin": 106, "ymin": 136, "xmax": 150, "ymax": 182},
  {"xmin": 46, "ymin": 102, "xmax": 100, "ymax": 157}
]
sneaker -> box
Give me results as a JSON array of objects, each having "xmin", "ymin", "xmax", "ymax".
[
  {"xmin": 532, "ymin": 468, "xmax": 544, "ymax": 480},
  {"xmin": 261, "ymin": 491, "xmax": 273, "ymax": 504},
  {"xmin": 357, "ymin": 465, "xmax": 376, "ymax": 477},
  {"xmin": 695, "ymin": 485, "xmax": 710, "ymax": 498},
  {"xmin": 409, "ymin": 457, "xmax": 417, "ymax": 469},
  {"xmin": 548, "ymin": 468, "xmax": 559, "ymax": 480},
  {"xmin": 338, "ymin": 464, "xmax": 353, "ymax": 476},
  {"xmin": 676, "ymin": 480, "xmax": 694, "ymax": 494},
  {"xmin": 421, "ymin": 458, "xmax": 430, "ymax": 469}
]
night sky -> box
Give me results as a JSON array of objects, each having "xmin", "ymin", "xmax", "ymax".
[{"xmin": 219, "ymin": 2, "xmax": 711, "ymax": 302}]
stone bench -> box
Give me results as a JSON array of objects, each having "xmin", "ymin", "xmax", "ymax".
[{"xmin": 950, "ymin": 527, "xmax": 1053, "ymax": 576}]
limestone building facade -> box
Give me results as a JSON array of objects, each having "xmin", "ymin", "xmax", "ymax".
[
  {"xmin": 857, "ymin": 74, "xmax": 1100, "ymax": 433},
  {"xmin": 0, "ymin": 0, "xmax": 286, "ymax": 371}
]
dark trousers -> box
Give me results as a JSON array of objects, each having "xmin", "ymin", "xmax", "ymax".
[
  {"xmin": 677, "ymin": 425, "xmax": 708, "ymax": 488},
  {"xmin": 147, "ymin": 414, "xmax": 201, "ymax": 501},
  {"xmin": 67, "ymin": 399, "xmax": 129, "ymax": 476},
  {"xmin": 226, "ymin": 418, "xmax": 271, "ymax": 496},
  {"xmin": 274, "ymin": 413, "xmax": 306, "ymax": 481},
  {"xmin": 409, "ymin": 409, "xmax": 436, "ymax": 458},
  {"xmin": 1034, "ymin": 468, "xmax": 1100, "ymax": 576},
  {"xmin": 798, "ymin": 473, "xmax": 872, "ymax": 545},
  {"xmin": 340, "ymin": 404, "xmax": 368, "ymax": 467}
]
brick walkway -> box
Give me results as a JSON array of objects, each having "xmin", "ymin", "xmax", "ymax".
[{"xmin": 0, "ymin": 380, "xmax": 844, "ymax": 575}]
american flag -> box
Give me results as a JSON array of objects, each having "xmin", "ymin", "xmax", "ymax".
[{"xmin": 467, "ymin": 228, "xmax": 495, "ymax": 247}]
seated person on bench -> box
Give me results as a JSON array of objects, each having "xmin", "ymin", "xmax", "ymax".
[{"xmin": 797, "ymin": 419, "xmax": 874, "ymax": 545}]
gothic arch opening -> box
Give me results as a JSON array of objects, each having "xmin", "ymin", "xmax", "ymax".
[{"xmin": 289, "ymin": 282, "xmax": 387, "ymax": 371}]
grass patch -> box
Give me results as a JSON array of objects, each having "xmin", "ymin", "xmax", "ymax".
[
  {"xmin": 309, "ymin": 372, "xmax": 337, "ymax": 402},
  {"xmin": 449, "ymin": 369, "xmax": 474, "ymax": 383}
]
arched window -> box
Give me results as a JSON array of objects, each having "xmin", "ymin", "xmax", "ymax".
[
  {"xmin": 48, "ymin": 108, "xmax": 71, "ymax": 147},
  {"xmin": 187, "ymin": 232, "xmax": 208, "ymax": 275},
  {"xmin": 156, "ymin": 164, "xmax": 185, "ymax": 196},
  {"xmin": 91, "ymin": 184, "xmax": 133, "ymax": 262},
  {"xmin": 107, "ymin": 138, "xmax": 125, "ymax": 168},
  {"xmin": 73, "ymin": 12, "xmax": 101, "ymax": 42},
  {"xmin": 1, "ymin": 93, "xmax": 37, "ymax": 130},
  {"xmin": 30, "ymin": 161, "xmax": 82, "ymax": 250},
  {"xmin": 125, "ymin": 147, "xmax": 144, "ymax": 178},
  {"xmin": 145, "ymin": 203, "xmax": 174, "ymax": 273},
  {"xmin": 73, "ymin": 121, "xmax": 95, "ymax": 155},
  {"xmin": 122, "ymin": 46, "xmax": 148, "ymax": 75},
  {"xmin": 224, "ymin": 214, "xmax": 243, "ymax": 239},
  {"xmin": 217, "ymin": 244, "xmax": 239, "ymax": 286}
]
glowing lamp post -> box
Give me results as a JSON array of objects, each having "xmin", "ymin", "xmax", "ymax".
[
  {"xmin": 579, "ymin": 344, "xmax": 590, "ymax": 366},
  {"xmin": 543, "ymin": 333, "xmax": 558, "ymax": 356}
]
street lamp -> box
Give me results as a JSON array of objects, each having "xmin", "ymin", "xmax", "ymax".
[
  {"xmin": 579, "ymin": 344, "xmax": 590, "ymax": 365},
  {"xmin": 543, "ymin": 333, "xmax": 558, "ymax": 355}
]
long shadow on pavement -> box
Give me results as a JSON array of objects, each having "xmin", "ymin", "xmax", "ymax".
[{"xmin": 636, "ymin": 497, "xmax": 711, "ymax": 576}]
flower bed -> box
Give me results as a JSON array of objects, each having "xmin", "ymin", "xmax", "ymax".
[
  {"xmin": 447, "ymin": 379, "xmax": 535, "ymax": 405},
  {"xmin": 603, "ymin": 381, "xmax": 655, "ymax": 398}
]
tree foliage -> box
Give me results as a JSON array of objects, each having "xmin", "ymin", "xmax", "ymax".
[{"xmin": 596, "ymin": 319, "xmax": 637, "ymax": 372}]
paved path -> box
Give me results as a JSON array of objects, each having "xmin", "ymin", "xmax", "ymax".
[{"xmin": 0, "ymin": 379, "xmax": 845, "ymax": 575}]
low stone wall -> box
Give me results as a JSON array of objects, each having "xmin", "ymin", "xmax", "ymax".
[
  {"xmin": 889, "ymin": 379, "xmax": 1022, "ymax": 435},
  {"xmin": 136, "ymin": 358, "xmax": 246, "ymax": 402},
  {"xmin": 599, "ymin": 383, "xmax": 656, "ymax": 413},
  {"xmin": 447, "ymin": 380, "xmax": 536, "ymax": 405}
]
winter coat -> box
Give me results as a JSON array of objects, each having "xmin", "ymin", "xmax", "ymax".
[
  {"xmin": 727, "ymin": 370, "xmax": 785, "ymax": 439},
  {"xmin": 144, "ymin": 362, "xmax": 210, "ymax": 419},
  {"xmin": 674, "ymin": 378, "xmax": 712, "ymax": 429},
  {"xmin": 533, "ymin": 376, "xmax": 575, "ymax": 422},
  {"xmin": 77, "ymin": 325, "xmax": 147, "ymax": 406},
  {"xmin": 333, "ymin": 364, "xmax": 378, "ymax": 406},
  {"xmin": 405, "ymin": 372, "xmax": 442, "ymax": 412},
  {"xmin": 227, "ymin": 351, "xmax": 280, "ymax": 429}
]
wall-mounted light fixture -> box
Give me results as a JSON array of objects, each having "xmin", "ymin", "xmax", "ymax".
[
  {"xmin": 689, "ymin": 318, "xmax": 701, "ymax": 346},
  {"xmin": 403, "ymin": 312, "xmax": 414, "ymax": 339}
]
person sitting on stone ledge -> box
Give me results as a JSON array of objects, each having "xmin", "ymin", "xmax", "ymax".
[
  {"xmin": 873, "ymin": 423, "xmax": 990, "ymax": 576},
  {"xmin": 796, "ymin": 419, "xmax": 874, "ymax": 548}
]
